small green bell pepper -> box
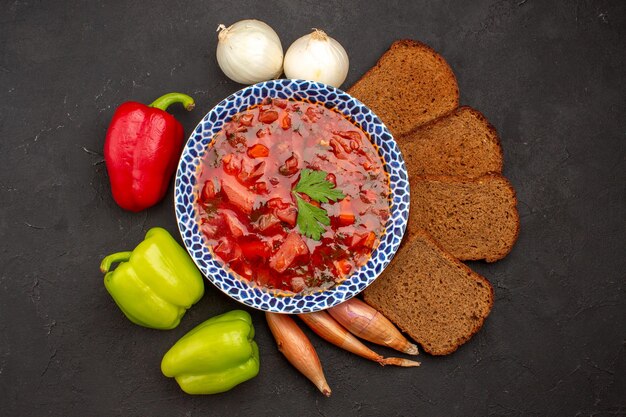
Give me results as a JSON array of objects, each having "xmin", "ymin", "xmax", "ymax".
[
  {"xmin": 100, "ymin": 227, "xmax": 204, "ymax": 330},
  {"xmin": 161, "ymin": 310, "xmax": 260, "ymax": 394}
]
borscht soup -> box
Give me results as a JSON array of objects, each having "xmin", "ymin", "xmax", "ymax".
[{"xmin": 196, "ymin": 98, "xmax": 390, "ymax": 293}]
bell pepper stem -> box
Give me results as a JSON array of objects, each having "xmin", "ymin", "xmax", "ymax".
[
  {"xmin": 149, "ymin": 93, "xmax": 195, "ymax": 112},
  {"xmin": 100, "ymin": 251, "xmax": 133, "ymax": 273}
]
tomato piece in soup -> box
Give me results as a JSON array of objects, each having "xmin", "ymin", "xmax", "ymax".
[{"xmin": 269, "ymin": 232, "xmax": 309, "ymax": 273}]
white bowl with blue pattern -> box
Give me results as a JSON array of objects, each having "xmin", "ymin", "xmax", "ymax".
[{"xmin": 174, "ymin": 79, "xmax": 409, "ymax": 314}]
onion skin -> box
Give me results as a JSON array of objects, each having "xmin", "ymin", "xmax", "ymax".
[
  {"xmin": 265, "ymin": 312, "xmax": 331, "ymax": 396},
  {"xmin": 299, "ymin": 311, "xmax": 420, "ymax": 367},
  {"xmin": 327, "ymin": 298, "xmax": 419, "ymax": 355}
]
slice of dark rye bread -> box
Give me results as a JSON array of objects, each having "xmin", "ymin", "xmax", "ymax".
[
  {"xmin": 347, "ymin": 39, "xmax": 459, "ymax": 137},
  {"xmin": 408, "ymin": 174, "xmax": 520, "ymax": 262},
  {"xmin": 398, "ymin": 106, "xmax": 504, "ymax": 178},
  {"xmin": 363, "ymin": 231, "xmax": 494, "ymax": 355}
]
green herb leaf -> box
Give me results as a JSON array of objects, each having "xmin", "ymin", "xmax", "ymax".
[
  {"xmin": 293, "ymin": 169, "xmax": 345, "ymax": 203},
  {"xmin": 294, "ymin": 194, "xmax": 330, "ymax": 241},
  {"xmin": 292, "ymin": 169, "xmax": 345, "ymax": 241}
]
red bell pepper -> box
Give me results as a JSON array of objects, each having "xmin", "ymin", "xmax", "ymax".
[{"xmin": 104, "ymin": 92, "xmax": 195, "ymax": 212}]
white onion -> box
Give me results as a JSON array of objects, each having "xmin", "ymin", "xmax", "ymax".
[
  {"xmin": 283, "ymin": 29, "xmax": 349, "ymax": 88},
  {"xmin": 216, "ymin": 19, "xmax": 284, "ymax": 85}
]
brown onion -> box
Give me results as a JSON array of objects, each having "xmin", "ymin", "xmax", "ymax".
[
  {"xmin": 299, "ymin": 311, "xmax": 420, "ymax": 367},
  {"xmin": 266, "ymin": 312, "xmax": 331, "ymax": 396},
  {"xmin": 328, "ymin": 298, "xmax": 419, "ymax": 355}
]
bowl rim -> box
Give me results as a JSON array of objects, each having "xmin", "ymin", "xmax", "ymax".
[{"xmin": 174, "ymin": 79, "xmax": 409, "ymax": 314}]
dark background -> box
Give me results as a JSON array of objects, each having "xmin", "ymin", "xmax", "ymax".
[{"xmin": 1, "ymin": 0, "xmax": 624, "ymax": 416}]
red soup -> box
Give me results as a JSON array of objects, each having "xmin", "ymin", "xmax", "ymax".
[{"xmin": 196, "ymin": 98, "xmax": 390, "ymax": 293}]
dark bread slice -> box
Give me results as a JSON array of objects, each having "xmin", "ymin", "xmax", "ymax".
[
  {"xmin": 399, "ymin": 106, "xmax": 504, "ymax": 178},
  {"xmin": 408, "ymin": 174, "xmax": 520, "ymax": 262},
  {"xmin": 347, "ymin": 40, "xmax": 459, "ymax": 137},
  {"xmin": 363, "ymin": 230, "xmax": 494, "ymax": 355}
]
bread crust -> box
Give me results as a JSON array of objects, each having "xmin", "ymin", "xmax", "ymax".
[{"xmin": 461, "ymin": 107, "xmax": 505, "ymax": 174}]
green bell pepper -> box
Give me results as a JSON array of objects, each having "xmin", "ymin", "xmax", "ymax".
[
  {"xmin": 100, "ymin": 227, "xmax": 204, "ymax": 330},
  {"xmin": 161, "ymin": 310, "xmax": 260, "ymax": 394}
]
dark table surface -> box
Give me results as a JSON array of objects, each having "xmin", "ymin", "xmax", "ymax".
[{"xmin": 1, "ymin": 1, "xmax": 625, "ymax": 416}]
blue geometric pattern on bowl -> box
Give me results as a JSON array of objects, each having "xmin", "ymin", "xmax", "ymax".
[{"xmin": 174, "ymin": 79, "xmax": 409, "ymax": 314}]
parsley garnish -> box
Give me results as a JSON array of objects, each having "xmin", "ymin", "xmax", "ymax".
[
  {"xmin": 294, "ymin": 194, "xmax": 329, "ymax": 241},
  {"xmin": 292, "ymin": 169, "xmax": 345, "ymax": 240},
  {"xmin": 293, "ymin": 169, "xmax": 345, "ymax": 203}
]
